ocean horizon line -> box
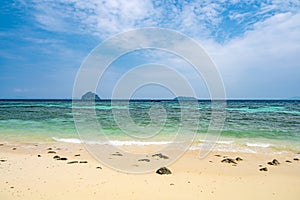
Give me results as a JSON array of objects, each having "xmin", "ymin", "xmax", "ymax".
[{"xmin": 0, "ymin": 98, "xmax": 299, "ymax": 101}]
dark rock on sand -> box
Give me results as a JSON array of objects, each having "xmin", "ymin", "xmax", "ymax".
[
  {"xmin": 48, "ymin": 151, "xmax": 56, "ymax": 154},
  {"xmin": 221, "ymin": 158, "xmax": 237, "ymax": 164},
  {"xmin": 236, "ymin": 157, "xmax": 243, "ymax": 161},
  {"xmin": 259, "ymin": 167, "xmax": 268, "ymax": 171},
  {"xmin": 272, "ymin": 159, "xmax": 280, "ymax": 165},
  {"xmin": 293, "ymin": 158, "xmax": 299, "ymax": 161},
  {"xmin": 0, "ymin": 159, "xmax": 7, "ymax": 162},
  {"xmin": 152, "ymin": 153, "xmax": 169, "ymax": 159},
  {"xmin": 47, "ymin": 148, "xmax": 52, "ymax": 150},
  {"xmin": 214, "ymin": 154, "xmax": 221, "ymax": 157},
  {"xmin": 96, "ymin": 166, "xmax": 102, "ymax": 169},
  {"xmin": 268, "ymin": 159, "xmax": 280, "ymax": 166},
  {"xmin": 74, "ymin": 154, "xmax": 80, "ymax": 157},
  {"xmin": 37, "ymin": 155, "xmax": 41, "ymax": 157},
  {"xmin": 53, "ymin": 155, "xmax": 60, "ymax": 160},
  {"xmin": 286, "ymin": 160, "xmax": 292, "ymax": 163},
  {"xmin": 156, "ymin": 167, "xmax": 172, "ymax": 175},
  {"xmin": 138, "ymin": 159, "xmax": 150, "ymax": 162},
  {"xmin": 67, "ymin": 161, "xmax": 78, "ymax": 164},
  {"xmin": 57, "ymin": 157, "xmax": 68, "ymax": 161},
  {"xmin": 0, "ymin": 144, "xmax": 4, "ymax": 146},
  {"xmin": 79, "ymin": 161, "xmax": 88, "ymax": 163},
  {"xmin": 111, "ymin": 152, "xmax": 123, "ymax": 156},
  {"xmin": 12, "ymin": 148, "xmax": 16, "ymax": 150}
]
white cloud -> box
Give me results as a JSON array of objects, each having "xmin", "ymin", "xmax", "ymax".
[
  {"xmin": 207, "ymin": 12, "xmax": 300, "ymax": 98},
  {"xmin": 12, "ymin": 0, "xmax": 300, "ymax": 98},
  {"xmin": 19, "ymin": 0, "xmax": 300, "ymax": 41}
]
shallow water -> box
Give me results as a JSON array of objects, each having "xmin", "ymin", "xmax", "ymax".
[{"xmin": 0, "ymin": 100, "xmax": 299, "ymax": 152}]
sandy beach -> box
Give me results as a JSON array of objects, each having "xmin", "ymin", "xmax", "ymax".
[{"xmin": 1, "ymin": 141, "xmax": 299, "ymax": 200}]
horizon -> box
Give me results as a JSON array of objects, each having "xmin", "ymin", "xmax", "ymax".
[{"xmin": 0, "ymin": 97, "xmax": 299, "ymax": 101}]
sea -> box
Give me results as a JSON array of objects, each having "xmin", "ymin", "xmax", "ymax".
[{"xmin": 0, "ymin": 100, "xmax": 299, "ymax": 154}]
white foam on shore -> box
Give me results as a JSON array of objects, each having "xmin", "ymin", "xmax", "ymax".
[
  {"xmin": 52, "ymin": 137, "xmax": 288, "ymax": 154},
  {"xmin": 52, "ymin": 137, "xmax": 82, "ymax": 144},
  {"xmin": 189, "ymin": 143, "xmax": 257, "ymax": 153},
  {"xmin": 245, "ymin": 142, "xmax": 272, "ymax": 148},
  {"xmin": 109, "ymin": 140, "xmax": 172, "ymax": 146},
  {"xmin": 52, "ymin": 137, "xmax": 172, "ymax": 146},
  {"xmin": 198, "ymin": 139, "xmax": 234, "ymax": 145}
]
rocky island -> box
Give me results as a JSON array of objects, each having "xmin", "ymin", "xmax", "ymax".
[
  {"xmin": 81, "ymin": 91, "xmax": 101, "ymax": 101},
  {"xmin": 173, "ymin": 96, "xmax": 198, "ymax": 101}
]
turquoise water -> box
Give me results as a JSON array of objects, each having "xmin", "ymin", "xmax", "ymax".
[{"xmin": 0, "ymin": 100, "xmax": 299, "ymax": 152}]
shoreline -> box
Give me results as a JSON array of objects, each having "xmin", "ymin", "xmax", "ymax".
[
  {"xmin": 2, "ymin": 135, "xmax": 300, "ymax": 154},
  {"xmin": 1, "ymin": 141, "xmax": 300, "ymax": 199}
]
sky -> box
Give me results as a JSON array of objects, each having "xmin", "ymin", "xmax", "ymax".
[{"xmin": 0, "ymin": 0, "xmax": 300, "ymax": 99}]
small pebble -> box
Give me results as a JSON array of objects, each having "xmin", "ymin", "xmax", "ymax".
[
  {"xmin": 138, "ymin": 159, "xmax": 150, "ymax": 162},
  {"xmin": 111, "ymin": 153, "xmax": 123, "ymax": 156},
  {"xmin": 259, "ymin": 167, "xmax": 268, "ymax": 171},
  {"xmin": 67, "ymin": 161, "xmax": 78, "ymax": 164},
  {"xmin": 156, "ymin": 167, "xmax": 172, "ymax": 175},
  {"xmin": 221, "ymin": 158, "xmax": 237, "ymax": 164},
  {"xmin": 152, "ymin": 153, "xmax": 169, "ymax": 159},
  {"xmin": 236, "ymin": 157, "xmax": 243, "ymax": 161}
]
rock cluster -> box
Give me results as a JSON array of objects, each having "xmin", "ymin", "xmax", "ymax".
[{"xmin": 267, "ymin": 159, "xmax": 280, "ymax": 166}]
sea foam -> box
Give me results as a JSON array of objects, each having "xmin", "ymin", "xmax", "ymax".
[
  {"xmin": 245, "ymin": 142, "xmax": 272, "ymax": 148},
  {"xmin": 52, "ymin": 137, "xmax": 172, "ymax": 146},
  {"xmin": 52, "ymin": 137, "xmax": 82, "ymax": 144}
]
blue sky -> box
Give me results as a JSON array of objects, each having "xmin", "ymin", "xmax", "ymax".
[{"xmin": 0, "ymin": 0, "xmax": 300, "ymax": 99}]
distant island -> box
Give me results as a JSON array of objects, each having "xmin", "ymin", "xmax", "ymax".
[
  {"xmin": 173, "ymin": 96, "xmax": 198, "ymax": 101},
  {"xmin": 81, "ymin": 91, "xmax": 100, "ymax": 100}
]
